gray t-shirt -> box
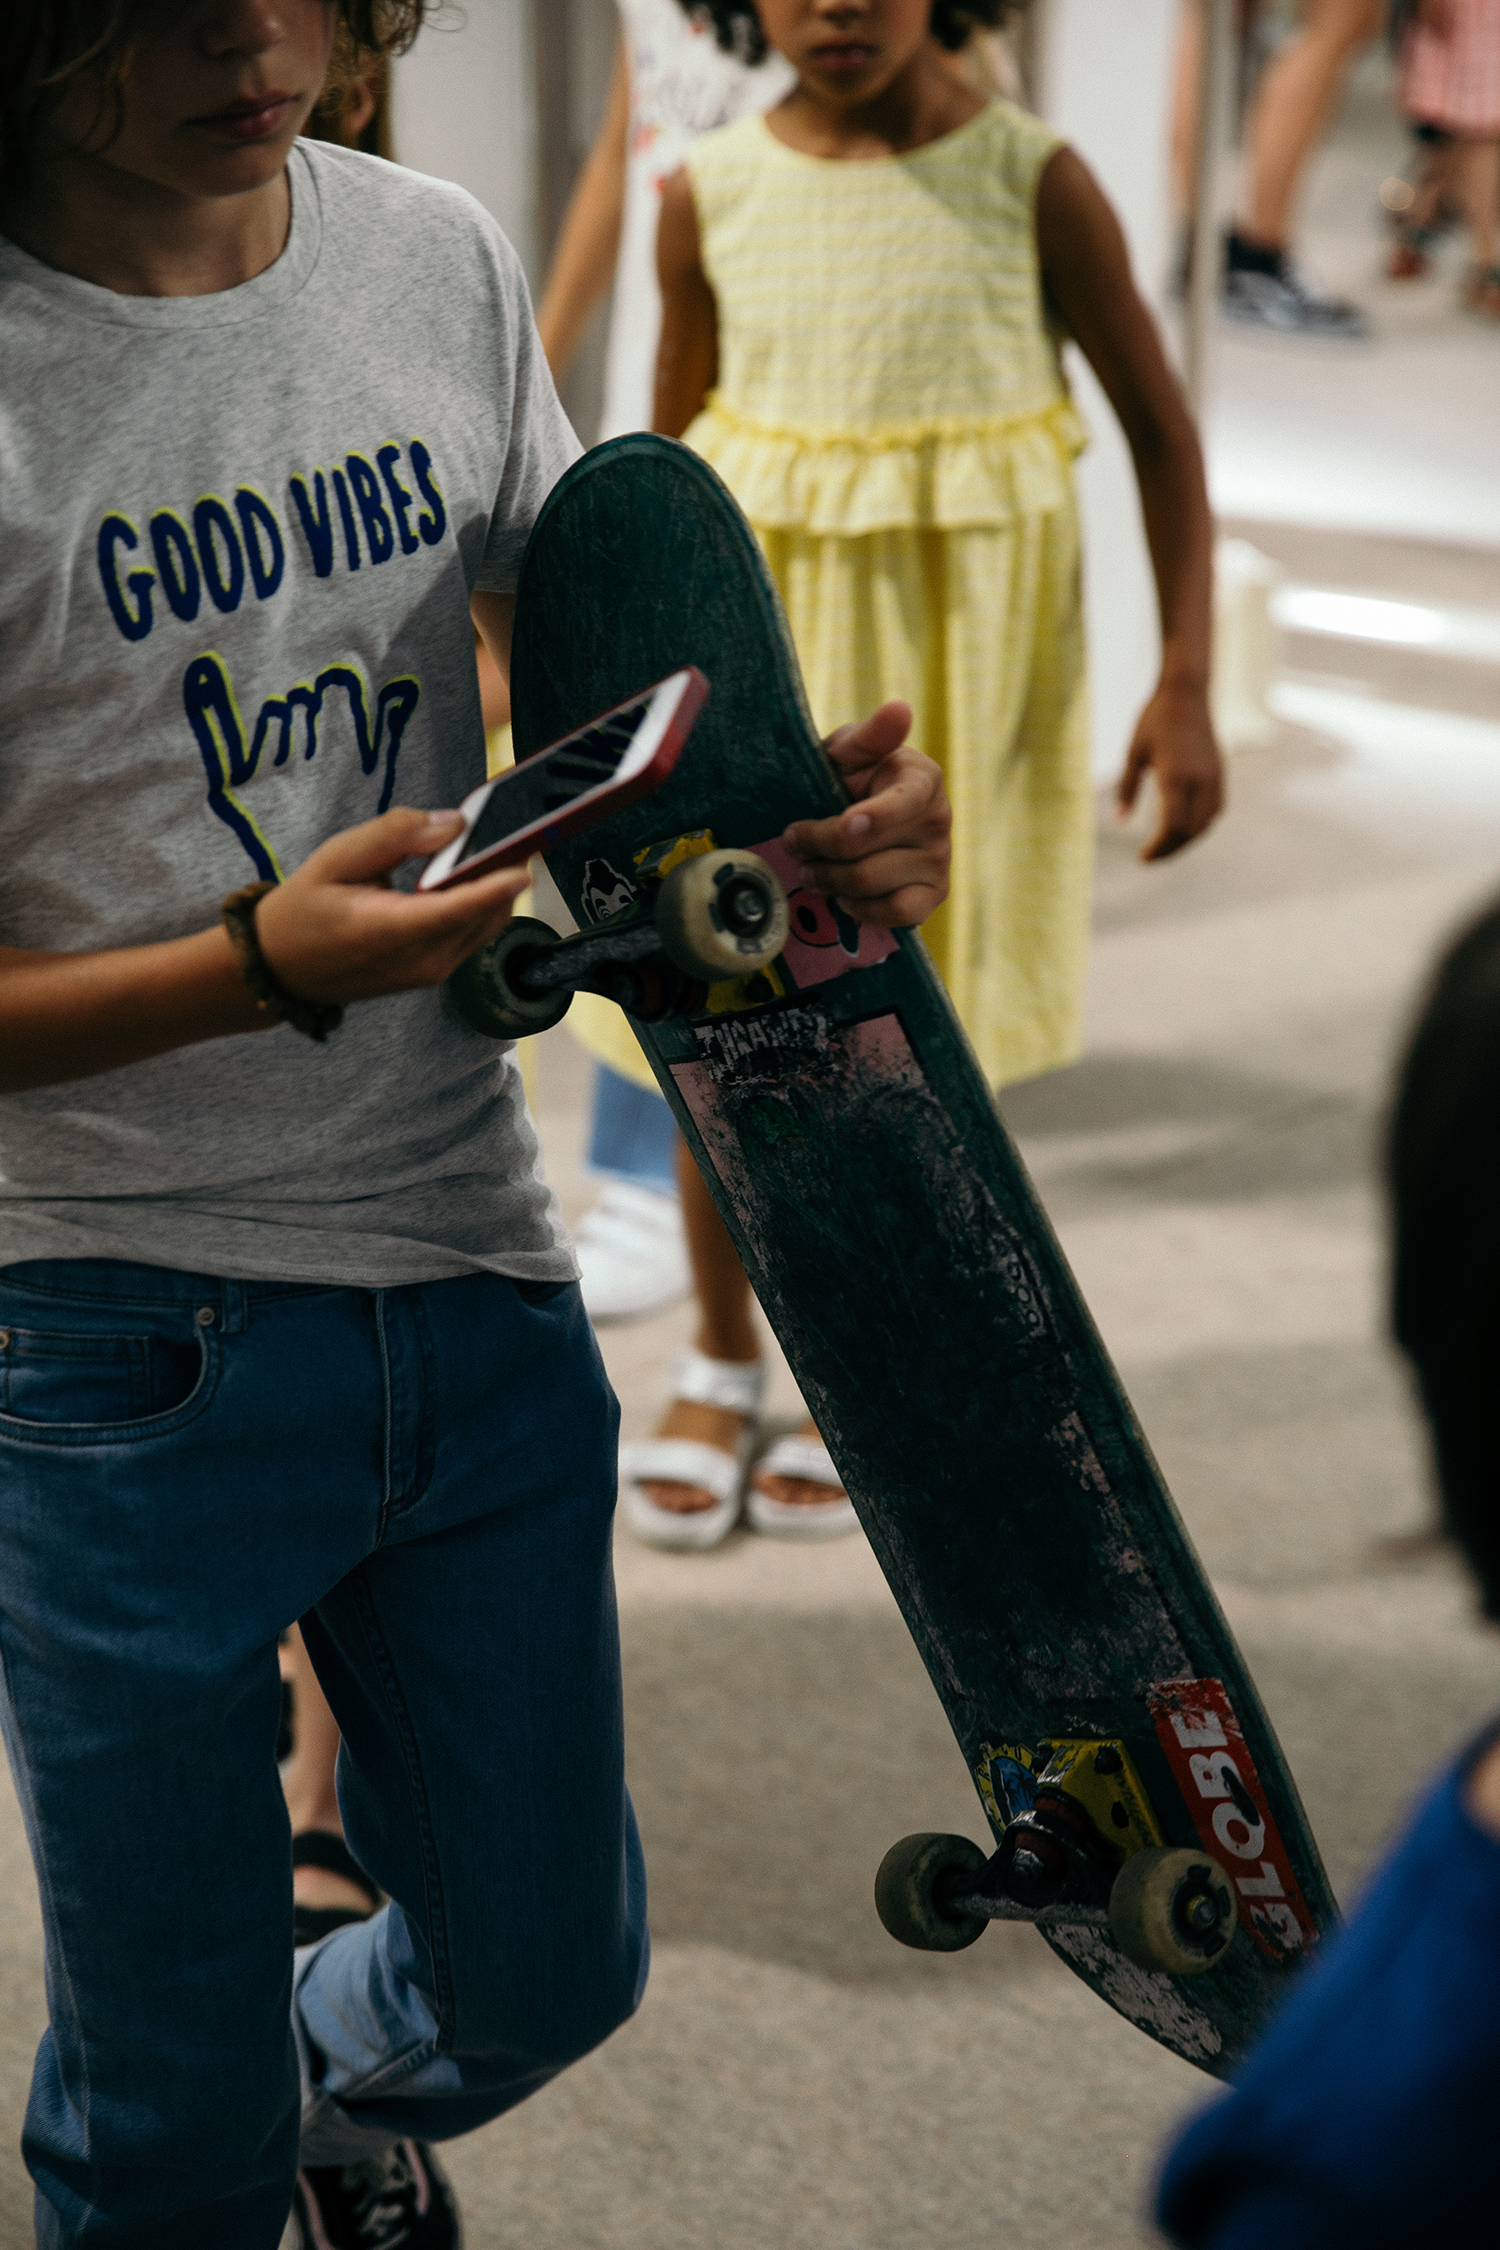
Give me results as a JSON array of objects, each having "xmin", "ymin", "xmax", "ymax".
[{"xmin": 0, "ymin": 141, "xmax": 582, "ymax": 1287}]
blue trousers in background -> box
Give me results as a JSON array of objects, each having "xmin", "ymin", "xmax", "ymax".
[
  {"xmin": 0, "ymin": 1257, "xmax": 647, "ymax": 2249},
  {"xmin": 585, "ymin": 1062, "xmax": 678, "ymax": 1195}
]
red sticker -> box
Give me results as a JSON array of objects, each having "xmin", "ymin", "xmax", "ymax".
[{"xmin": 1149, "ymin": 1679, "xmax": 1319, "ymax": 1964}]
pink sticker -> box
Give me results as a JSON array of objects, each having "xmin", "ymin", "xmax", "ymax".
[{"xmin": 752, "ymin": 837, "xmax": 897, "ymax": 991}]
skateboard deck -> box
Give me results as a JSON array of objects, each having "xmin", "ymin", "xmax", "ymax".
[{"xmin": 508, "ymin": 434, "xmax": 1337, "ymax": 2077}]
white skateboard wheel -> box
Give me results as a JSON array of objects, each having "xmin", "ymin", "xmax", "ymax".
[
  {"xmin": 1108, "ymin": 1846, "xmax": 1238, "ymax": 1976},
  {"xmin": 655, "ymin": 849, "xmax": 789, "ymax": 980}
]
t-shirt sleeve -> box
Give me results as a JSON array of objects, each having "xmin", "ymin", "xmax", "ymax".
[{"xmin": 473, "ymin": 242, "xmax": 582, "ymax": 597}]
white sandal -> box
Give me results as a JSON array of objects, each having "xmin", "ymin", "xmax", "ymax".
[
  {"xmin": 619, "ymin": 1349, "xmax": 766, "ymax": 1550},
  {"xmin": 746, "ymin": 1434, "xmax": 860, "ymax": 1541}
]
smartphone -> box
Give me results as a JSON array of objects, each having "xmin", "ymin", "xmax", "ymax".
[{"xmin": 418, "ymin": 667, "xmax": 708, "ymax": 892}]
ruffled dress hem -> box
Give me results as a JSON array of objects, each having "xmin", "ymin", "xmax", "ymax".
[{"xmin": 684, "ymin": 392, "xmax": 1088, "ymax": 537}]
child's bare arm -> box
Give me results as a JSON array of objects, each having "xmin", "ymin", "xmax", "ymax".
[
  {"xmin": 653, "ymin": 169, "xmax": 719, "ymax": 439},
  {"xmin": 535, "ymin": 33, "xmax": 630, "ymax": 380},
  {"xmin": 1036, "ymin": 146, "xmax": 1224, "ymax": 863},
  {"xmin": 0, "ymin": 811, "xmax": 528, "ymax": 1097}
]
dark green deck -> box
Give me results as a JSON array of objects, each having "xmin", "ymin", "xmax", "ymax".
[{"xmin": 511, "ymin": 435, "xmax": 1336, "ymax": 2077}]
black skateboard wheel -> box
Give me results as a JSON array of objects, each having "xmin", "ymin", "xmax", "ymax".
[
  {"xmin": 447, "ymin": 917, "xmax": 573, "ymax": 1039},
  {"xmin": 874, "ymin": 1831, "xmax": 989, "ymax": 1953},
  {"xmin": 655, "ymin": 849, "xmax": 789, "ymax": 981},
  {"xmin": 1108, "ymin": 1847, "xmax": 1238, "ymax": 1976}
]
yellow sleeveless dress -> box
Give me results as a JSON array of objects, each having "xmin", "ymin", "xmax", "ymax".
[{"xmin": 573, "ymin": 98, "xmax": 1091, "ymax": 1092}]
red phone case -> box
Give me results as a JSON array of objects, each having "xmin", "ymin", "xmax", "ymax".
[{"xmin": 426, "ymin": 668, "xmax": 709, "ymax": 891}]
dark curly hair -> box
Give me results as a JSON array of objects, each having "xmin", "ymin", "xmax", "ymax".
[
  {"xmin": 682, "ymin": 1, "xmax": 1016, "ymax": 64},
  {"xmin": 3, "ymin": 0, "xmax": 426, "ymax": 185}
]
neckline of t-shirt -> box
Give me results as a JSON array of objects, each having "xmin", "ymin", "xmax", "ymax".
[
  {"xmin": 0, "ymin": 141, "xmax": 323, "ymax": 330},
  {"xmin": 752, "ymin": 99, "xmax": 999, "ymax": 170}
]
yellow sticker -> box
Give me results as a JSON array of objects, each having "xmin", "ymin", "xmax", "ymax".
[
  {"xmin": 1037, "ymin": 1739, "xmax": 1165, "ymax": 1862},
  {"xmin": 634, "ymin": 829, "xmax": 716, "ymax": 881}
]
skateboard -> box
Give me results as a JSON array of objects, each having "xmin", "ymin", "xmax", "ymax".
[{"xmin": 465, "ymin": 434, "xmax": 1337, "ymax": 2079}]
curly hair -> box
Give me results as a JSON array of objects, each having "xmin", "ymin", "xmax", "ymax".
[
  {"xmin": 3, "ymin": 0, "xmax": 425, "ymax": 185},
  {"xmin": 683, "ymin": 1, "xmax": 1017, "ymax": 64}
]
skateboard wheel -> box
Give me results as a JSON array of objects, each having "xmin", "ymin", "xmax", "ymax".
[
  {"xmin": 1108, "ymin": 1847, "xmax": 1238, "ymax": 1976},
  {"xmin": 447, "ymin": 917, "xmax": 573, "ymax": 1039},
  {"xmin": 874, "ymin": 1832, "xmax": 989, "ymax": 1953},
  {"xmin": 655, "ymin": 850, "xmax": 789, "ymax": 980}
]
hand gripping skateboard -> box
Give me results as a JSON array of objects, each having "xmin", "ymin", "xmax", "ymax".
[{"xmin": 458, "ymin": 434, "xmax": 1337, "ymax": 2078}]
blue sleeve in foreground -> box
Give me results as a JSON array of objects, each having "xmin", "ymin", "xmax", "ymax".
[{"xmin": 1156, "ymin": 1730, "xmax": 1500, "ymax": 2250}]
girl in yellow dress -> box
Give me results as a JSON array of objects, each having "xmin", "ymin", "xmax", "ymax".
[{"xmin": 620, "ymin": 0, "xmax": 1224, "ymax": 1548}]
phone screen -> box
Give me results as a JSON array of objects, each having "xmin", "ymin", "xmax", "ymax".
[
  {"xmin": 419, "ymin": 670, "xmax": 703, "ymax": 891},
  {"xmin": 455, "ymin": 699, "xmax": 655, "ymax": 870}
]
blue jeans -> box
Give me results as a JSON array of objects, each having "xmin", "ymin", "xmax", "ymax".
[
  {"xmin": 0, "ymin": 1258, "xmax": 647, "ymax": 2248},
  {"xmin": 585, "ymin": 1063, "xmax": 678, "ymax": 1196}
]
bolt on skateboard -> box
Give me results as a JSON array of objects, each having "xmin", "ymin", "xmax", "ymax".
[{"xmin": 454, "ymin": 434, "xmax": 1337, "ymax": 2078}]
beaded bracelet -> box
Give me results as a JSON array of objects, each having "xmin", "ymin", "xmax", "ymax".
[{"xmin": 220, "ymin": 881, "xmax": 345, "ymax": 1043}]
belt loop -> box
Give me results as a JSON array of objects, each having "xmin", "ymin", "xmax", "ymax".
[{"xmin": 218, "ymin": 1279, "xmax": 249, "ymax": 1335}]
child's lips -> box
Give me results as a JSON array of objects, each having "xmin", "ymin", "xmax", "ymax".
[
  {"xmin": 810, "ymin": 43, "xmax": 879, "ymax": 74},
  {"xmin": 194, "ymin": 94, "xmax": 294, "ymax": 144}
]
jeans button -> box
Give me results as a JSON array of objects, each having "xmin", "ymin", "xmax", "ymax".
[
  {"xmin": 196, "ymin": 1306, "xmax": 215, "ymax": 1328},
  {"xmin": 0, "ymin": 1330, "xmax": 9, "ymax": 1349}
]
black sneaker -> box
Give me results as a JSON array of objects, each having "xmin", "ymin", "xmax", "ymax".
[
  {"xmin": 286, "ymin": 2140, "xmax": 462, "ymax": 2248},
  {"xmin": 1222, "ymin": 250, "xmax": 1366, "ymax": 338}
]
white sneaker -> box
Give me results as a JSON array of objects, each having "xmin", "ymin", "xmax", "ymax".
[{"xmin": 575, "ymin": 1182, "xmax": 689, "ymax": 1323}]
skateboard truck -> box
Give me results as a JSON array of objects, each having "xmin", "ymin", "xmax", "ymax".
[
  {"xmin": 875, "ymin": 1740, "xmax": 1239, "ymax": 1976},
  {"xmin": 447, "ymin": 847, "xmax": 790, "ymax": 1040}
]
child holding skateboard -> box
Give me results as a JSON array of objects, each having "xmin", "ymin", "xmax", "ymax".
[
  {"xmin": 619, "ymin": 0, "xmax": 1225, "ymax": 1549},
  {"xmin": 0, "ymin": 3, "xmax": 952, "ymax": 2243},
  {"xmin": 1157, "ymin": 896, "xmax": 1500, "ymax": 2245}
]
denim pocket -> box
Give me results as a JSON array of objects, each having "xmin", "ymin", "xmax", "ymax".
[
  {"xmin": 511, "ymin": 1278, "xmax": 576, "ymax": 1307},
  {"xmin": 0, "ymin": 1326, "xmax": 206, "ymax": 1431}
]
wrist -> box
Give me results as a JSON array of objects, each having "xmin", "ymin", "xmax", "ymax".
[
  {"xmin": 1156, "ymin": 662, "xmax": 1210, "ymax": 700},
  {"xmin": 221, "ymin": 882, "xmax": 344, "ymax": 1043}
]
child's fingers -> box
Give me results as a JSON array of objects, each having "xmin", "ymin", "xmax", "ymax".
[
  {"xmin": 1117, "ymin": 739, "xmax": 1150, "ymax": 813},
  {"xmin": 401, "ymin": 862, "xmax": 532, "ymax": 940},
  {"xmin": 1140, "ymin": 770, "xmax": 1219, "ymax": 862},
  {"xmin": 301, "ymin": 805, "xmax": 465, "ymax": 884},
  {"xmin": 821, "ymin": 700, "xmax": 914, "ymax": 791},
  {"xmin": 796, "ymin": 847, "xmax": 951, "ymax": 926},
  {"xmin": 832, "ymin": 880, "xmax": 947, "ymax": 930},
  {"xmin": 784, "ymin": 747, "xmax": 948, "ymax": 866}
]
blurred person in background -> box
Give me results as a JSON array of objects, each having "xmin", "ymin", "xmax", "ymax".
[
  {"xmin": 617, "ymin": 0, "xmax": 1224, "ymax": 1552},
  {"xmin": 534, "ymin": 2, "xmax": 1017, "ymax": 1330},
  {"xmin": 1174, "ymin": 0, "xmax": 1383, "ymax": 335},
  {"xmin": 533, "ymin": 3, "xmax": 792, "ymax": 1327},
  {"xmin": 1392, "ymin": 0, "xmax": 1500, "ymax": 311},
  {"xmin": 1157, "ymin": 894, "xmax": 1500, "ymax": 2247}
]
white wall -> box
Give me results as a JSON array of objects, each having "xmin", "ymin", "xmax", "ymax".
[
  {"xmin": 389, "ymin": 0, "xmax": 540, "ymax": 284},
  {"xmin": 1033, "ymin": 0, "xmax": 1181, "ymax": 781}
]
